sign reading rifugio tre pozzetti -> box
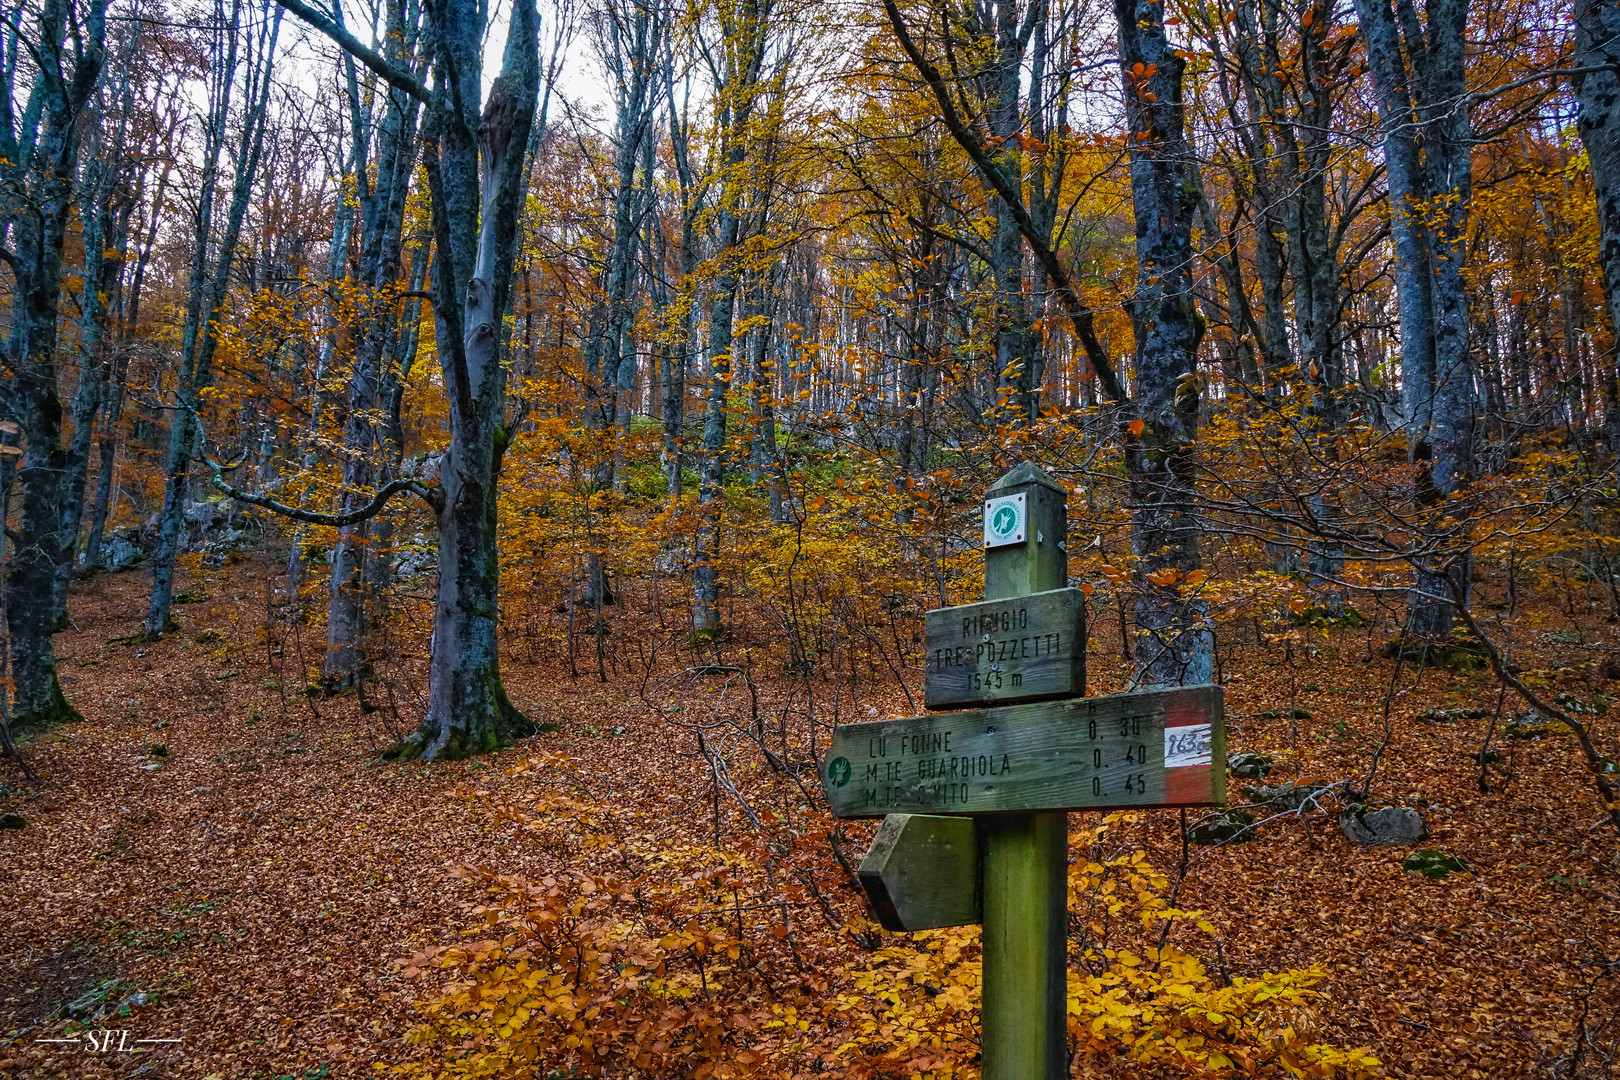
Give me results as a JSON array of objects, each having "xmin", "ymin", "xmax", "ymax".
[{"xmin": 923, "ymin": 588, "xmax": 1085, "ymax": 710}]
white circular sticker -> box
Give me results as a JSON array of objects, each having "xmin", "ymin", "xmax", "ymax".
[{"xmin": 982, "ymin": 493, "xmax": 1026, "ymax": 548}]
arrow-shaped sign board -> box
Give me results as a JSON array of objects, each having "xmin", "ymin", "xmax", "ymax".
[
  {"xmin": 822, "ymin": 685, "xmax": 1224, "ymax": 819},
  {"xmin": 859, "ymin": 814, "xmax": 981, "ymax": 931}
]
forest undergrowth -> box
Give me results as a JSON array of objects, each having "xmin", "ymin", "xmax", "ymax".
[{"xmin": 1, "ymin": 545, "xmax": 1617, "ymax": 1080}]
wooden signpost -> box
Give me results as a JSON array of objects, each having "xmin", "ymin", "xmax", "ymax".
[{"xmin": 825, "ymin": 462, "xmax": 1226, "ymax": 1080}]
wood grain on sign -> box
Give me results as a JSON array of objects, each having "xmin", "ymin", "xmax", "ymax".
[
  {"xmin": 858, "ymin": 814, "xmax": 981, "ymax": 931},
  {"xmin": 821, "ymin": 685, "xmax": 1224, "ymax": 818},
  {"xmin": 923, "ymin": 588, "xmax": 1085, "ymax": 710}
]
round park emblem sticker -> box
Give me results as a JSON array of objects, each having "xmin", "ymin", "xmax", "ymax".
[
  {"xmin": 826, "ymin": 756, "xmax": 852, "ymax": 788},
  {"xmin": 983, "ymin": 492, "xmax": 1025, "ymax": 547}
]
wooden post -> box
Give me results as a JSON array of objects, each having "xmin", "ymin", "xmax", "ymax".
[{"xmin": 979, "ymin": 462, "xmax": 1072, "ymax": 1080}]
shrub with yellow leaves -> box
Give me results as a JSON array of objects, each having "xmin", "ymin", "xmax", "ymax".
[
  {"xmin": 829, "ymin": 817, "xmax": 1381, "ymax": 1080},
  {"xmin": 399, "ymin": 789, "xmax": 1378, "ymax": 1080}
]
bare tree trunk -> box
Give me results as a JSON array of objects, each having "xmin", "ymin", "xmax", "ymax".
[
  {"xmin": 0, "ymin": 0, "xmax": 109, "ymax": 725},
  {"xmin": 146, "ymin": 1, "xmax": 281, "ymax": 636},
  {"xmin": 324, "ymin": 0, "xmax": 423, "ymax": 689},
  {"xmin": 1355, "ymin": 0, "xmax": 1476, "ymax": 643},
  {"xmin": 86, "ymin": 131, "xmax": 172, "ymax": 570},
  {"xmin": 661, "ymin": 80, "xmax": 700, "ymax": 497},
  {"xmin": 692, "ymin": 0, "xmax": 771, "ymax": 636},
  {"xmin": 1116, "ymin": 0, "xmax": 1212, "ymax": 688},
  {"xmin": 1575, "ymin": 0, "xmax": 1620, "ymax": 455}
]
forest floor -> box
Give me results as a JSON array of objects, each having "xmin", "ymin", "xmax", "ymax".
[{"xmin": 2, "ymin": 553, "xmax": 1620, "ymax": 1079}]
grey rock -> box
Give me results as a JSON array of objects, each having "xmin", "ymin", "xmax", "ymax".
[
  {"xmin": 111, "ymin": 992, "xmax": 151, "ymax": 1014},
  {"xmin": 100, "ymin": 535, "xmax": 142, "ymax": 571},
  {"xmin": 1244, "ymin": 779, "xmax": 1330, "ymax": 811},
  {"xmin": 1228, "ymin": 752, "xmax": 1274, "ymax": 780},
  {"xmin": 66, "ymin": 988, "xmax": 105, "ymax": 1020},
  {"xmin": 654, "ymin": 543, "xmax": 694, "ymax": 576},
  {"xmin": 138, "ymin": 762, "xmax": 163, "ymax": 772},
  {"xmin": 393, "ymin": 548, "xmax": 437, "ymax": 580},
  {"xmin": 1339, "ymin": 805, "xmax": 1428, "ymax": 847},
  {"xmin": 1187, "ymin": 809, "xmax": 1256, "ymax": 846},
  {"xmin": 184, "ymin": 499, "xmax": 228, "ymax": 529}
]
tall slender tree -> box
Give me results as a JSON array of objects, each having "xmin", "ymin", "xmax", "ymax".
[
  {"xmin": 255, "ymin": 0, "xmax": 543, "ymax": 757},
  {"xmin": 322, "ymin": 0, "xmax": 425, "ymax": 690},
  {"xmin": 692, "ymin": 0, "xmax": 776, "ymax": 635},
  {"xmin": 1575, "ymin": 0, "xmax": 1620, "ymax": 453},
  {"xmin": 144, "ymin": 0, "xmax": 283, "ymax": 637},
  {"xmin": 0, "ymin": 0, "xmax": 110, "ymax": 726},
  {"xmin": 1354, "ymin": 0, "xmax": 1477, "ymax": 640}
]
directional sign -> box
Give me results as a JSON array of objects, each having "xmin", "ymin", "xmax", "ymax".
[
  {"xmin": 924, "ymin": 588, "xmax": 1085, "ymax": 710},
  {"xmin": 858, "ymin": 814, "xmax": 981, "ymax": 931},
  {"xmin": 821, "ymin": 685, "xmax": 1224, "ymax": 818}
]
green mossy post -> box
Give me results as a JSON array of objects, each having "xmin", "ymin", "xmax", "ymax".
[{"xmin": 979, "ymin": 462, "xmax": 1071, "ymax": 1080}]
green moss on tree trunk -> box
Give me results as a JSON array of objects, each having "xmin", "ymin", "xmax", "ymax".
[{"xmin": 11, "ymin": 674, "xmax": 84, "ymax": 730}]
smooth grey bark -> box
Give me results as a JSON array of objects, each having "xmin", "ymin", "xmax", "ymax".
[
  {"xmin": 1354, "ymin": 0, "xmax": 1477, "ymax": 640},
  {"xmin": 1575, "ymin": 0, "xmax": 1620, "ymax": 453},
  {"xmin": 692, "ymin": 0, "xmax": 772, "ymax": 635},
  {"xmin": 324, "ymin": 0, "xmax": 424, "ymax": 689},
  {"xmin": 603, "ymin": 0, "xmax": 667, "ymax": 449},
  {"xmin": 1217, "ymin": 0, "xmax": 1365, "ymax": 596},
  {"xmin": 145, "ymin": 0, "xmax": 282, "ymax": 636},
  {"xmin": 276, "ymin": 0, "xmax": 542, "ymax": 756},
  {"xmin": 975, "ymin": 0, "xmax": 1036, "ymax": 421},
  {"xmin": 402, "ymin": 0, "xmax": 543, "ymax": 758},
  {"xmin": 1116, "ymin": 0, "xmax": 1213, "ymax": 688},
  {"xmin": 575, "ymin": 0, "xmax": 667, "ymax": 606},
  {"xmin": 58, "ymin": 35, "xmax": 140, "ymax": 608},
  {"xmin": 362, "ymin": 244, "xmax": 431, "ymax": 629},
  {"xmin": 660, "ymin": 75, "xmax": 702, "ymax": 497},
  {"xmin": 288, "ymin": 47, "xmax": 370, "ymax": 595},
  {"xmin": 0, "ymin": 0, "xmax": 108, "ymax": 725},
  {"xmin": 743, "ymin": 265, "xmax": 786, "ymax": 522},
  {"xmin": 85, "ymin": 120, "xmax": 174, "ymax": 570}
]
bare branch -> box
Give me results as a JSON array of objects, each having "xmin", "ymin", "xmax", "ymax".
[
  {"xmin": 879, "ymin": 0, "xmax": 1128, "ymax": 405},
  {"xmin": 202, "ymin": 452, "xmax": 443, "ymax": 525},
  {"xmin": 272, "ymin": 0, "xmax": 433, "ymax": 106}
]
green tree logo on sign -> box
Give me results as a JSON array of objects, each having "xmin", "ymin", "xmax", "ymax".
[{"xmin": 984, "ymin": 493, "xmax": 1025, "ymax": 547}]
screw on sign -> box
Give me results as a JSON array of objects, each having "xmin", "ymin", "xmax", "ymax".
[{"xmin": 823, "ymin": 462, "xmax": 1226, "ymax": 1080}]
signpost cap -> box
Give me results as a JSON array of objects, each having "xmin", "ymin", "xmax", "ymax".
[{"xmin": 988, "ymin": 461, "xmax": 1067, "ymax": 497}]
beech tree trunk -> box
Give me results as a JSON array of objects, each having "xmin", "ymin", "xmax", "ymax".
[
  {"xmin": 86, "ymin": 149, "xmax": 168, "ymax": 570},
  {"xmin": 380, "ymin": 0, "xmax": 541, "ymax": 757},
  {"xmin": 1116, "ymin": 0, "xmax": 1213, "ymax": 689},
  {"xmin": 1575, "ymin": 0, "xmax": 1620, "ymax": 453},
  {"xmin": 146, "ymin": 2, "xmax": 281, "ymax": 636},
  {"xmin": 324, "ymin": 0, "xmax": 423, "ymax": 689},
  {"xmin": 1355, "ymin": 0, "xmax": 1476, "ymax": 641},
  {"xmin": 691, "ymin": 0, "xmax": 770, "ymax": 636},
  {"xmin": 0, "ymin": 0, "xmax": 108, "ymax": 726}
]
